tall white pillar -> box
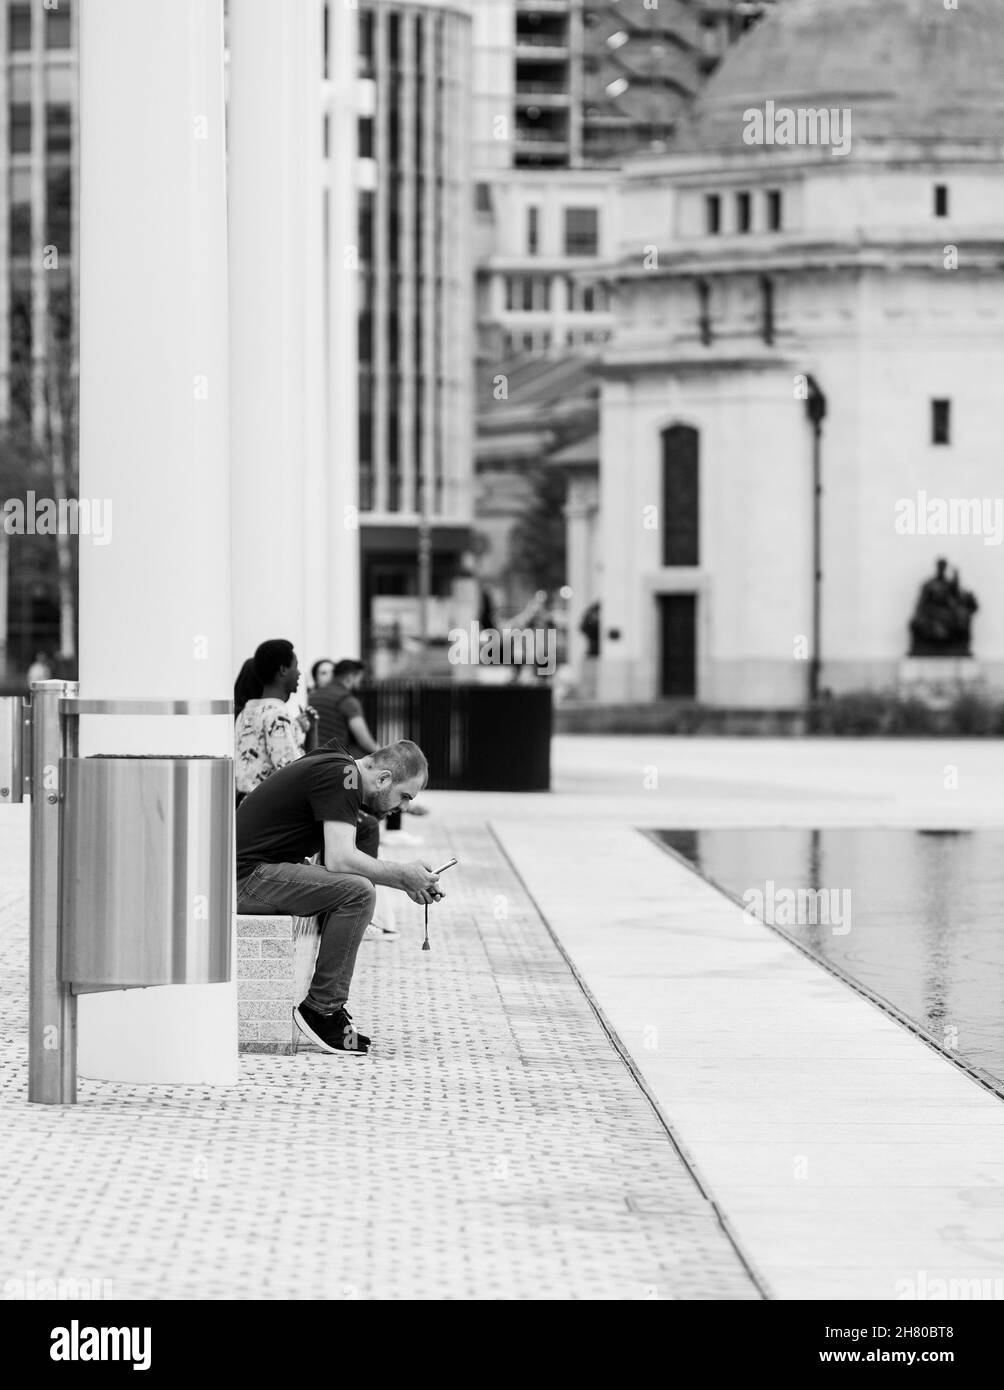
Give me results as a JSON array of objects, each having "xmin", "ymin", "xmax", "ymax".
[
  {"xmin": 229, "ymin": 0, "xmax": 312, "ymax": 670},
  {"xmin": 76, "ymin": 0, "xmax": 235, "ymax": 1084},
  {"xmin": 326, "ymin": 1, "xmax": 361, "ymax": 655}
]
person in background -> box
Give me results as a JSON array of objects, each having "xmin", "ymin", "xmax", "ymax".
[
  {"xmin": 234, "ymin": 639, "xmax": 315, "ymax": 803},
  {"xmin": 26, "ymin": 651, "xmax": 53, "ymax": 685},
  {"xmin": 310, "ymin": 658, "xmax": 335, "ymax": 692},
  {"xmin": 310, "ymin": 659, "xmax": 377, "ymax": 757}
]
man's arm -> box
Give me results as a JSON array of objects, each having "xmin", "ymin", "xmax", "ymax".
[
  {"xmin": 346, "ymin": 714, "xmax": 379, "ymax": 755},
  {"xmin": 323, "ymin": 821, "xmax": 441, "ymax": 903}
]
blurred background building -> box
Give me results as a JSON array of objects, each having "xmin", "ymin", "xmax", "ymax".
[
  {"xmin": 470, "ymin": 0, "xmax": 776, "ymax": 658},
  {"xmin": 0, "ymin": 0, "xmax": 77, "ymax": 679},
  {"xmin": 594, "ymin": 0, "xmax": 1004, "ymax": 706},
  {"xmin": 356, "ymin": 0, "xmax": 477, "ymax": 675}
]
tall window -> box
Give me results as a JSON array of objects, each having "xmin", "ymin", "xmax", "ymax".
[
  {"xmin": 9, "ymin": 4, "xmax": 30, "ymax": 50},
  {"xmin": 760, "ymin": 276, "xmax": 775, "ymax": 345},
  {"xmin": 705, "ymin": 193, "xmax": 721, "ymax": 235},
  {"xmin": 45, "ymin": 0, "xmax": 71, "ymax": 49},
  {"xmin": 766, "ymin": 189, "xmax": 783, "ymax": 231},
  {"xmin": 662, "ymin": 425, "xmax": 699, "ymax": 566},
  {"xmin": 9, "ymin": 104, "xmax": 31, "ymax": 155},
  {"xmin": 736, "ymin": 191, "xmax": 751, "ymax": 233},
  {"xmin": 527, "ymin": 205, "xmax": 539, "ymax": 255},
  {"xmin": 934, "ymin": 184, "xmax": 948, "ymax": 217},
  {"xmin": 696, "ymin": 279, "xmax": 711, "ymax": 345},
  {"xmin": 564, "ymin": 206, "xmax": 599, "ymax": 256},
  {"xmin": 932, "ymin": 399, "xmax": 951, "ymax": 445},
  {"xmin": 46, "ymin": 103, "xmax": 71, "ymax": 155}
]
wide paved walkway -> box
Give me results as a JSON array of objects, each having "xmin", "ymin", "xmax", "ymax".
[
  {"xmin": 3, "ymin": 735, "xmax": 1003, "ymax": 1300},
  {"xmin": 0, "ymin": 799, "xmax": 757, "ymax": 1302}
]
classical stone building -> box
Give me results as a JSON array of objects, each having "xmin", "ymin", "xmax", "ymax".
[{"xmin": 589, "ymin": 0, "xmax": 1004, "ymax": 706}]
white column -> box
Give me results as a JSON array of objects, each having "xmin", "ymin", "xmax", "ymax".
[
  {"xmin": 297, "ymin": 0, "xmax": 329, "ymax": 670},
  {"xmin": 228, "ymin": 0, "xmax": 309, "ymax": 669},
  {"xmin": 76, "ymin": 0, "xmax": 235, "ymax": 1083},
  {"xmin": 325, "ymin": 0, "xmax": 361, "ymax": 654}
]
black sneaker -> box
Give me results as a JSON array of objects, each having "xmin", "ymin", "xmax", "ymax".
[{"xmin": 293, "ymin": 1001, "xmax": 371, "ymax": 1055}]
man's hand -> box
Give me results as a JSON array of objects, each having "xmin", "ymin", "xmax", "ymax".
[{"xmin": 399, "ymin": 860, "xmax": 441, "ymax": 905}]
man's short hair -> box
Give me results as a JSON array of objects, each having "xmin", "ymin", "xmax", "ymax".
[
  {"xmin": 253, "ymin": 639, "xmax": 295, "ymax": 684},
  {"xmin": 369, "ymin": 739, "xmax": 428, "ymax": 788},
  {"xmin": 334, "ymin": 658, "xmax": 366, "ymax": 679}
]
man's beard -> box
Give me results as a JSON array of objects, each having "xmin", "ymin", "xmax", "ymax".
[{"xmin": 365, "ymin": 786, "xmax": 395, "ymax": 819}]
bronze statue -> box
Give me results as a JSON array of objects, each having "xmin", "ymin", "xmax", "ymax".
[{"xmin": 909, "ymin": 558, "xmax": 978, "ymax": 656}]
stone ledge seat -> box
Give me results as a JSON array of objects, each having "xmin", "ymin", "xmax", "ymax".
[{"xmin": 237, "ymin": 913, "xmax": 321, "ymax": 1054}]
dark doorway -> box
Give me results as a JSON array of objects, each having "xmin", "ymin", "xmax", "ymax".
[{"xmin": 658, "ymin": 594, "xmax": 697, "ymax": 697}]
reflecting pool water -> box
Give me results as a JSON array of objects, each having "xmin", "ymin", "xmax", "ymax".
[{"xmin": 651, "ymin": 829, "xmax": 1004, "ymax": 1090}]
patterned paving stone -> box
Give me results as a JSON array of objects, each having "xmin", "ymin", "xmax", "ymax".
[{"xmin": 0, "ymin": 807, "xmax": 758, "ymax": 1300}]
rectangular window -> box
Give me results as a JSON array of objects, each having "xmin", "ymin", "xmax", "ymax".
[
  {"xmin": 9, "ymin": 104, "xmax": 31, "ymax": 155},
  {"xmin": 564, "ymin": 206, "xmax": 599, "ymax": 256},
  {"xmin": 697, "ymin": 279, "xmax": 711, "ymax": 345},
  {"xmin": 527, "ymin": 205, "xmax": 539, "ymax": 255},
  {"xmin": 504, "ymin": 274, "xmax": 516, "ymax": 312},
  {"xmin": 934, "ymin": 184, "xmax": 948, "ymax": 217},
  {"xmin": 761, "ymin": 276, "xmax": 774, "ymax": 346},
  {"xmin": 521, "ymin": 276, "xmax": 534, "ymax": 311},
  {"xmin": 475, "ymin": 181, "xmax": 492, "ymax": 213},
  {"xmin": 46, "ymin": 104, "xmax": 71, "ymax": 156},
  {"xmin": 9, "ymin": 203, "xmax": 31, "ymax": 258},
  {"xmin": 358, "ymin": 116, "xmax": 373, "ymax": 159},
  {"xmin": 736, "ymin": 191, "xmax": 751, "ymax": 233},
  {"xmin": 45, "ymin": 0, "xmax": 71, "ymax": 49},
  {"xmin": 705, "ymin": 194, "xmax": 721, "ymax": 235},
  {"xmin": 662, "ymin": 426, "xmax": 700, "ymax": 566},
  {"xmin": 766, "ymin": 189, "xmax": 782, "ymax": 231},
  {"xmin": 9, "ymin": 3, "xmax": 31, "ymax": 50},
  {"xmin": 932, "ymin": 399, "xmax": 951, "ymax": 445},
  {"xmin": 46, "ymin": 168, "xmax": 71, "ymax": 253}
]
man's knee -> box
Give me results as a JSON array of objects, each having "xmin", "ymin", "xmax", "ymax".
[{"xmin": 341, "ymin": 874, "xmax": 376, "ymax": 913}]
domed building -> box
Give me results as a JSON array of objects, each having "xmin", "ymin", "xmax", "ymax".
[{"xmin": 587, "ymin": 0, "xmax": 1004, "ymax": 707}]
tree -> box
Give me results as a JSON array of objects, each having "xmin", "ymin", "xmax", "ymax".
[{"xmin": 508, "ymin": 463, "xmax": 567, "ymax": 597}]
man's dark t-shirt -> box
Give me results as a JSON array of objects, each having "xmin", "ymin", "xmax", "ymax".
[
  {"xmin": 236, "ymin": 749, "xmax": 360, "ymax": 878},
  {"xmin": 310, "ymin": 679, "xmax": 364, "ymax": 755}
]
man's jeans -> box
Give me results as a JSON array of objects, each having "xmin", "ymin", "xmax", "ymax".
[{"xmin": 236, "ymin": 812, "xmax": 380, "ymax": 1014}]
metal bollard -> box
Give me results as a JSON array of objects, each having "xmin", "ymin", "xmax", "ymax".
[
  {"xmin": 0, "ymin": 696, "xmax": 28, "ymax": 803},
  {"xmin": 28, "ymin": 680, "xmax": 79, "ymax": 1105}
]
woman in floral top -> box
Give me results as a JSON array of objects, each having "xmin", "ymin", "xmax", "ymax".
[{"xmin": 234, "ymin": 639, "xmax": 315, "ymax": 800}]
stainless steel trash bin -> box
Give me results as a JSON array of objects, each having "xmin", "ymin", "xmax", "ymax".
[{"xmin": 60, "ymin": 755, "xmax": 233, "ymax": 988}]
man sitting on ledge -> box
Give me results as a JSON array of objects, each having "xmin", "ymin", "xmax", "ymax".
[{"xmin": 235, "ymin": 739, "xmax": 442, "ymax": 1055}]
